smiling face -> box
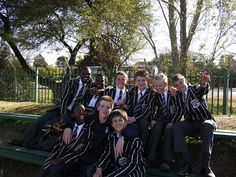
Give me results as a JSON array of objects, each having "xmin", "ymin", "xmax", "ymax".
[
  {"xmin": 135, "ymin": 76, "xmax": 148, "ymax": 91},
  {"xmin": 154, "ymin": 79, "xmax": 168, "ymax": 94},
  {"xmin": 95, "ymin": 74, "xmax": 106, "ymax": 90},
  {"xmin": 111, "ymin": 116, "xmax": 128, "ymax": 133},
  {"xmin": 115, "ymin": 72, "xmax": 128, "ymax": 89},
  {"xmin": 80, "ymin": 67, "xmax": 91, "ymax": 84},
  {"xmin": 72, "ymin": 104, "xmax": 86, "ymax": 123},
  {"xmin": 173, "ymin": 78, "xmax": 188, "ymax": 93}
]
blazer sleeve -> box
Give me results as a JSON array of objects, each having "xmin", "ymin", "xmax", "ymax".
[
  {"xmin": 60, "ymin": 79, "xmax": 76, "ymax": 116},
  {"xmin": 171, "ymin": 94, "xmax": 184, "ymax": 123},
  {"xmin": 96, "ymin": 134, "xmax": 113, "ymax": 170}
]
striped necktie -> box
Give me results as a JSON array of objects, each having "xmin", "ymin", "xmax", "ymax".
[
  {"xmin": 117, "ymin": 90, "xmax": 123, "ymax": 101},
  {"xmin": 161, "ymin": 94, "xmax": 168, "ymax": 118},
  {"xmin": 138, "ymin": 92, "xmax": 143, "ymax": 102}
]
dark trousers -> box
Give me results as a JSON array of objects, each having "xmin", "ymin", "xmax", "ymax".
[
  {"xmin": 136, "ymin": 119, "xmax": 149, "ymax": 151},
  {"xmin": 147, "ymin": 119, "xmax": 173, "ymax": 162},
  {"xmin": 173, "ymin": 119, "xmax": 215, "ymax": 164},
  {"xmin": 22, "ymin": 109, "xmax": 61, "ymax": 149},
  {"xmin": 49, "ymin": 160, "xmax": 90, "ymax": 177}
]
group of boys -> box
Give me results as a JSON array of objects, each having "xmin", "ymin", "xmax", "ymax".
[{"xmin": 14, "ymin": 67, "xmax": 216, "ymax": 177}]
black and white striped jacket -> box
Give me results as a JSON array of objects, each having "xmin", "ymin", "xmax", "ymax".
[
  {"xmin": 41, "ymin": 123, "xmax": 93, "ymax": 170},
  {"xmin": 48, "ymin": 77, "xmax": 93, "ymax": 116},
  {"xmin": 153, "ymin": 91, "xmax": 182, "ymax": 123},
  {"xmin": 125, "ymin": 87, "xmax": 156, "ymax": 122},
  {"xmin": 97, "ymin": 132, "xmax": 146, "ymax": 177},
  {"xmin": 180, "ymin": 84, "xmax": 214, "ymax": 121}
]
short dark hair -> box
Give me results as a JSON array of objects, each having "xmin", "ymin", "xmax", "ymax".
[
  {"xmin": 172, "ymin": 73, "xmax": 185, "ymax": 83},
  {"xmin": 134, "ymin": 70, "xmax": 149, "ymax": 79},
  {"xmin": 109, "ymin": 109, "xmax": 128, "ymax": 122}
]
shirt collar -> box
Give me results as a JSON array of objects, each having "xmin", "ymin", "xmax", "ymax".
[{"xmin": 138, "ymin": 89, "xmax": 146, "ymax": 95}]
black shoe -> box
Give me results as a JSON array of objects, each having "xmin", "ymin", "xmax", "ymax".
[
  {"xmin": 8, "ymin": 139, "xmax": 23, "ymax": 146},
  {"xmin": 200, "ymin": 167, "xmax": 216, "ymax": 177},
  {"xmin": 177, "ymin": 164, "xmax": 192, "ymax": 176},
  {"xmin": 160, "ymin": 162, "xmax": 171, "ymax": 171}
]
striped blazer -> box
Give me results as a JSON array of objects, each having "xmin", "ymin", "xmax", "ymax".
[
  {"xmin": 48, "ymin": 77, "xmax": 94, "ymax": 116},
  {"xmin": 97, "ymin": 132, "xmax": 146, "ymax": 177},
  {"xmin": 104, "ymin": 86, "xmax": 129, "ymax": 108},
  {"xmin": 41, "ymin": 123, "xmax": 93, "ymax": 170},
  {"xmin": 153, "ymin": 91, "xmax": 182, "ymax": 123},
  {"xmin": 181, "ymin": 84, "xmax": 214, "ymax": 121},
  {"xmin": 125, "ymin": 87, "xmax": 156, "ymax": 122}
]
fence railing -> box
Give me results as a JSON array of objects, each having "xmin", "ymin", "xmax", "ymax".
[{"xmin": 0, "ymin": 68, "xmax": 235, "ymax": 115}]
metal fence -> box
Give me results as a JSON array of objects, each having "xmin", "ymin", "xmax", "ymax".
[{"xmin": 0, "ymin": 68, "xmax": 235, "ymax": 115}]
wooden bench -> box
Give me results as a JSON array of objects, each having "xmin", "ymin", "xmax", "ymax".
[
  {"xmin": 1, "ymin": 112, "xmax": 235, "ymax": 140},
  {"xmin": 0, "ymin": 112, "xmax": 235, "ymax": 177},
  {"xmin": 0, "ymin": 112, "xmax": 39, "ymax": 121}
]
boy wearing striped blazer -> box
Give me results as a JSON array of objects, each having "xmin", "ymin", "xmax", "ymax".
[
  {"xmin": 147, "ymin": 73, "xmax": 182, "ymax": 170},
  {"xmin": 20, "ymin": 67, "xmax": 93, "ymax": 149},
  {"xmin": 172, "ymin": 72, "xmax": 216, "ymax": 177},
  {"xmin": 36, "ymin": 103, "xmax": 93, "ymax": 177},
  {"xmin": 124, "ymin": 70, "xmax": 156, "ymax": 150},
  {"xmin": 93, "ymin": 109, "xmax": 146, "ymax": 177},
  {"xmin": 105, "ymin": 71, "xmax": 129, "ymax": 109}
]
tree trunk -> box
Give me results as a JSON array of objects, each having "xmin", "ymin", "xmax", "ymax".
[
  {"xmin": 168, "ymin": 0, "xmax": 180, "ymax": 74},
  {"xmin": 180, "ymin": 0, "xmax": 187, "ymax": 75}
]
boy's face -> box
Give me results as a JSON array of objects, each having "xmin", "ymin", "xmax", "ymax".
[
  {"xmin": 115, "ymin": 74, "xmax": 127, "ymax": 89},
  {"xmin": 135, "ymin": 76, "xmax": 148, "ymax": 91},
  {"xmin": 73, "ymin": 105, "xmax": 86, "ymax": 123},
  {"xmin": 80, "ymin": 68, "xmax": 91, "ymax": 83},
  {"xmin": 154, "ymin": 80, "xmax": 167, "ymax": 94},
  {"xmin": 95, "ymin": 75, "xmax": 106, "ymax": 90},
  {"xmin": 173, "ymin": 78, "xmax": 187, "ymax": 92},
  {"xmin": 111, "ymin": 116, "xmax": 127, "ymax": 133},
  {"xmin": 97, "ymin": 100, "xmax": 113, "ymax": 123}
]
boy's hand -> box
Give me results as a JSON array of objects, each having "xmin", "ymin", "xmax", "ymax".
[
  {"xmin": 150, "ymin": 120, "xmax": 156, "ymax": 129},
  {"xmin": 128, "ymin": 116, "xmax": 136, "ymax": 124},
  {"xmin": 63, "ymin": 128, "xmax": 72, "ymax": 144},
  {"xmin": 169, "ymin": 86, "xmax": 177, "ymax": 97},
  {"xmin": 200, "ymin": 71, "xmax": 211, "ymax": 86},
  {"xmin": 166, "ymin": 122, "xmax": 173, "ymax": 128},
  {"xmin": 50, "ymin": 158, "xmax": 62, "ymax": 165},
  {"xmin": 93, "ymin": 168, "xmax": 103, "ymax": 177},
  {"xmin": 115, "ymin": 137, "xmax": 124, "ymax": 158},
  {"xmin": 52, "ymin": 122, "xmax": 65, "ymax": 132}
]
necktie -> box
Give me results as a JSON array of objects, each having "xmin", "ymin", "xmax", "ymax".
[
  {"xmin": 117, "ymin": 90, "xmax": 123, "ymax": 101},
  {"xmin": 161, "ymin": 94, "xmax": 168, "ymax": 118},
  {"xmin": 138, "ymin": 92, "xmax": 143, "ymax": 102},
  {"xmin": 72, "ymin": 125, "xmax": 79, "ymax": 139},
  {"xmin": 77, "ymin": 84, "xmax": 85, "ymax": 99}
]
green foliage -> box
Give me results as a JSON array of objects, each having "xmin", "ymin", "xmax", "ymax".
[
  {"xmin": 55, "ymin": 56, "xmax": 68, "ymax": 67},
  {"xmin": 33, "ymin": 54, "xmax": 48, "ymax": 67},
  {"xmin": 0, "ymin": 68, "xmax": 35, "ymax": 102}
]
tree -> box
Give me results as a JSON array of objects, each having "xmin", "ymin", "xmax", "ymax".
[
  {"xmin": 33, "ymin": 54, "xmax": 48, "ymax": 67},
  {"xmin": 155, "ymin": 0, "xmax": 236, "ymax": 75},
  {"xmin": 55, "ymin": 56, "xmax": 69, "ymax": 68},
  {"xmin": 87, "ymin": 0, "xmax": 151, "ymax": 81}
]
